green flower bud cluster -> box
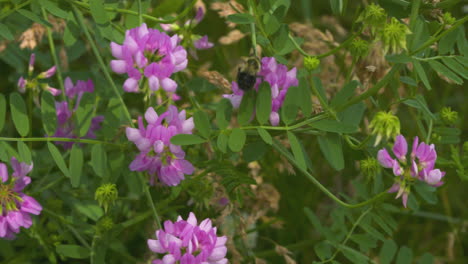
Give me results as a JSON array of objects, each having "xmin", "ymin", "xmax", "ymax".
[
  {"xmin": 357, "ymin": 3, "xmax": 387, "ymax": 33},
  {"xmin": 369, "ymin": 111, "xmax": 401, "ymax": 146},
  {"xmin": 97, "ymin": 216, "xmax": 114, "ymax": 234},
  {"xmin": 379, "ymin": 17, "xmax": 411, "ymax": 54},
  {"xmin": 304, "ymin": 56, "xmax": 320, "ymax": 71},
  {"xmin": 440, "ymin": 107, "xmax": 458, "ymax": 124},
  {"xmin": 442, "ymin": 12, "xmax": 456, "ymax": 25},
  {"xmin": 360, "ymin": 157, "xmax": 380, "ymax": 181},
  {"xmin": 95, "ymin": 183, "xmax": 118, "ymax": 213},
  {"xmin": 350, "ymin": 38, "xmax": 369, "ymax": 59}
]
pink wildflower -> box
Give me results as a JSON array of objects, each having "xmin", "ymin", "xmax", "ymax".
[
  {"xmin": 0, "ymin": 157, "xmax": 42, "ymax": 240},
  {"xmin": 126, "ymin": 106, "xmax": 194, "ymax": 186},
  {"xmin": 147, "ymin": 212, "xmax": 228, "ymax": 264}
]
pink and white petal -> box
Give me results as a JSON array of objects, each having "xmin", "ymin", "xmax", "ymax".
[
  {"xmin": 0, "ymin": 163, "xmax": 8, "ymax": 182},
  {"xmin": 145, "ymin": 107, "xmax": 159, "ymax": 124},
  {"xmin": 123, "ymin": 78, "xmax": 139, "ymax": 92},
  {"xmin": 148, "ymin": 239, "xmax": 166, "ymax": 253},
  {"xmin": 161, "ymin": 78, "xmax": 177, "ymax": 92},
  {"xmin": 110, "ymin": 60, "xmax": 128, "ymax": 74}
]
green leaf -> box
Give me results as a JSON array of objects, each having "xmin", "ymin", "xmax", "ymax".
[
  {"xmin": 186, "ymin": 77, "xmax": 217, "ymax": 93},
  {"xmin": 0, "ymin": 23, "xmax": 14, "ymax": 40},
  {"xmin": 228, "ymin": 128, "xmax": 246, "ymax": 152},
  {"xmin": 417, "ymin": 253, "xmax": 434, "ymax": 264},
  {"xmin": 441, "ymin": 57, "xmax": 468, "ymax": 80},
  {"xmin": 41, "ymin": 91, "xmax": 57, "ymax": 135},
  {"xmin": 297, "ymin": 76, "xmax": 312, "ymax": 117},
  {"xmin": 47, "ymin": 142, "xmax": 70, "ymax": 177},
  {"xmin": 428, "ymin": 60, "xmax": 463, "ymax": 84},
  {"xmin": 217, "ymin": 133, "xmax": 228, "ymax": 153},
  {"xmin": 395, "ymin": 246, "xmax": 413, "ymax": 264},
  {"xmin": 0, "ymin": 94, "xmax": 6, "ymax": 133},
  {"xmin": 39, "ymin": 0, "xmax": 69, "ymax": 19},
  {"xmin": 69, "ymin": 144, "xmax": 83, "ymax": 188},
  {"xmin": 17, "ymin": 9, "xmax": 52, "ymax": 27},
  {"xmin": 304, "ymin": 207, "xmax": 333, "ymax": 240},
  {"xmin": 263, "ymin": 13, "xmax": 281, "ymax": 34},
  {"xmin": 311, "ymin": 77, "xmax": 328, "ymax": 107},
  {"xmin": 90, "ymin": 144, "xmax": 107, "ymax": 178},
  {"xmin": 287, "ymin": 131, "xmax": 306, "ymax": 170},
  {"xmin": 310, "ymin": 120, "xmax": 358, "ymax": 133},
  {"xmin": 379, "ymin": 239, "xmax": 397, "ymax": 264},
  {"xmin": 317, "ymin": 133, "xmax": 344, "ymax": 171},
  {"xmin": 280, "ymin": 86, "xmax": 300, "ymax": 125},
  {"xmin": 89, "ymin": 0, "xmax": 109, "ymax": 25},
  {"xmin": 10, "ymin": 93, "xmax": 29, "ymax": 137},
  {"xmin": 438, "ymin": 27, "xmax": 460, "ymax": 55},
  {"xmin": 243, "ymin": 141, "xmax": 269, "ymax": 162},
  {"xmin": 194, "ymin": 110, "xmax": 211, "ymax": 139},
  {"xmin": 73, "ymin": 201, "xmax": 103, "ymax": 221},
  {"xmin": 314, "ymin": 241, "xmax": 332, "ymax": 260},
  {"xmin": 56, "ymin": 245, "xmax": 90, "ymax": 259},
  {"xmin": 256, "ymin": 83, "xmax": 272, "ymax": 125},
  {"xmin": 216, "ymin": 99, "xmax": 232, "ymax": 130},
  {"xmin": 17, "ymin": 141, "xmax": 32, "ymax": 164},
  {"xmin": 330, "ymin": 81, "xmax": 359, "ymax": 107},
  {"xmin": 413, "ymin": 182, "xmax": 437, "ymax": 204},
  {"xmin": 400, "ymin": 76, "xmax": 417, "ymax": 87},
  {"xmin": 330, "ymin": 0, "xmax": 343, "ymax": 15},
  {"xmin": 412, "ymin": 60, "xmax": 432, "ymax": 90},
  {"xmin": 226, "ymin": 13, "xmax": 255, "ymax": 24},
  {"xmin": 171, "ymin": 134, "xmax": 207, "ymax": 146},
  {"xmin": 257, "ymin": 128, "xmax": 272, "ymax": 145},
  {"xmin": 385, "ymin": 54, "xmax": 412, "ymax": 64},
  {"xmin": 272, "ymin": 24, "xmax": 289, "ymax": 53},
  {"xmin": 238, "ymin": 90, "xmax": 255, "ymax": 126},
  {"xmin": 75, "ymin": 93, "xmax": 95, "ymax": 137},
  {"xmin": 350, "ymin": 234, "xmax": 377, "ymax": 252}
]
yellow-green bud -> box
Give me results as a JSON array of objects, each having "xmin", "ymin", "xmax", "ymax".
[
  {"xmin": 440, "ymin": 107, "xmax": 458, "ymax": 124},
  {"xmin": 304, "ymin": 56, "xmax": 320, "ymax": 71},
  {"xmin": 357, "ymin": 3, "xmax": 387, "ymax": 32},
  {"xmin": 369, "ymin": 111, "xmax": 400, "ymax": 146},
  {"xmin": 379, "ymin": 17, "xmax": 411, "ymax": 54},
  {"xmin": 96, "ymin": 216, "xmax": 114, "ymax": 233},
  {"xmin": 442, "ymin": 12, "xmax": 456, "ymax": 25},
  {"xmin": 360, "ymin": 157, "xmax": 380, "ymax": 181},
  {"xmin": 350, "ymin": 38, "xmax": 369, "ymax": 59},
  {"xmin": 95, "ymin": 184, "xmax": 118, "ymax": 213}
]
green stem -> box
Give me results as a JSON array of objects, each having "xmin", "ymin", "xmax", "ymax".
[
  {"xmin": 272, "ymin": 139, "xmax": 388, "ymax": 208},
  {"xmin": 137, "ymin": 0, "xmax": 142, "ymax": 25},
  {"xmin": 412, "ymin": 55, "xmax": 457, "ymax": 61},
  {"xmin": 43, "ymin": 208, "xmax": 91, "ymax": 249},
  {"xmin": 140, "ymin": 174, "xmax": 162, "ymax": 229},
  {"xmin": 248, "ymin": 0, "xmax": 257, "ymax": 57},
  {"xmin": 90, "ymin": 234, "xmax": 100, "ymax": 264},
  {"xmin": 0, "ymin": 136, "xmax": 125, "ymax": 147},
  {"xmin": 72, "ymin": 6, "xmax": 133, "ymax": 125},
  {"xmin": 41, "ymin": 7, "xmax": 65, "ymax": 99},
  {"xmin": 322, "ymin": 207, "xmax": 372, "ymax": 263},
  {"xmin": 241, "ymin": 112, "xmax": 329, "ymax": 131},
  {"xmin": 288, "ymin": 31, "xmax": 360, "ymax": 59},
  {"xmin": 0, "ymin": 0, "xmax": 31, "ymax": 20},
  {"xmin": 409, "ymin": 0, "xmax": 421, "ymax": 30},
  {"xmin": 69, "ymin": 0, "xmax": 196, "ymax": 24}
]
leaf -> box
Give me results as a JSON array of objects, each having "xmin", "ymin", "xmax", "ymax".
[
  {"xmin": 41, "ymin": 91, "xmax": 57, "ymax": 135},
  {"xmin": 257, "ymin": 128, "xmax": 272, "ymax": 145},
  {"xmin": 385, "ymin": 54, "xmax": 412, "ymax": 64},
  {"xmin": 39, "ymin": 0, "xmax": 69, "ymax": 19},
  {"xmin": 263, "ymin": 13, "xmax": 281, "ymax": 34},
  {"xmin": 0, "ymin": 23, "xmax": 14, "ymax": 40},
  {"xmin": 47, "ymin": 142, "xmax": 70, "ymax": 177},
  {"xmin": 350, "ymin": 234, "xmax": 377, "ymax": 252},
  {"xmin": 89, "ymin": 0, "xmax": 109, "ymax": 25},
  {"xmin": 256, "ymin": 83, "xmax": 272, "ymax": 125},
  {"xmin": 73, "ymin": 201, "xmax": 103, "ymax": 221},
  {"xmin": 330, "ymin": 81, "xmax": 359, "ymax": 107},
  {"xmin": 438, "ymin": 27, "xmax": 460, "ymax": 55},
  {"xmin": 317, "ymin": 133, "xmax": 344, "ymax": 171},
  {"xmin": 10, "ymin": 93, "xmax": 29, "ymax": 137},
  {"xmin": 17, "ymin": 141, "xmax": 32, "ymax": 164},
  {"xmin": 217, "ymin": 133, "xmax": 228, "ymax": 153},
  {"xmin": 0, "ymin": 94, "xmax": 6, "ymax": 133},
  {"xmin": 226, "ymin": 13, "xmax": 255, "ymax": 24},
  {"xmin": 330, "ymin": 0, "xmax": 343, "ymax": 15},
  {"xmin": 56, "ymin": 245, "xmax": 90, "ymax": 259},
  {"xmin": 314, "ymin": 241, "xmax": 332, "ymax": 260},
  {"xmin": 310, "ymin": 120, "xmax": 358, "ymax": 133},
  {"xmin": 297, "ymin": 76, "xmax": 312, "ymax": 117},
  {"xmin": 90, "ymin": 144, "xmax": 107, "ymax": 178},
  {"xmin": 17, "ymin": 9, "xmax": 52, "ymax": 27},
  {"xmin": 413, "ymin": 182, "xmax": 437, "ymax": 204},
  {"xmin": 304, "ymin": 207, "xmax": 333, "ymax": 240},
  {"xmin": 243, "ymin": 141, "xmax": 269, "ymax": 162},
  {"xmin": 412, "ymin": 60, "xmax": 432, "ymax": 90},
  {"xmin": 395, "ymin": 246, "xmax": 413, "ymax": 264},
  {"xmin": 287, "ymin": 132, "xmax": 306, "ymax": 170},
  {"xmin": 69, "ymin": 144, "xmax": 83, "ymax": 188},
  {"xmin": 311, "ymin": 76, "xmax": 328, "ymax": 107},
  {"xmin": 228, "ymin": 128, "xmax": 246, "ymax": 152},
  {"xmin": 216, "ymin": 99, "xmax": 232, "ymax": 130},
  {"xmin": 186, "ymin": 77, "xmax": 217, "ymax": 93},
  {"xmin": 194, "ymin": 110, "xmax": 211, "ymax": 139},
  {"xmin": 171, "ymin": 134, "xmax": 206, "ymax": 145},
  {"xmin": 400, "ymin": 76, "xmax": 417, "ymax": 87},
  {"xmin": 238, "ymin": 90, "xmax": 256, "ymax": 126},
  {"xmin": 428, "ymin": 60, "xmax": 463, "ymax": 84},
  {"xmin": 280, "ymin": 86, "xmax": 300, "ymax": 125},
  {"xmin": 417, "ymin": 253, "xmax": 434, "ymax": 264},
  {"xmin": 442, "ymin": 57, "xmax": 468, "ymax": 80},
  {"xmin": 379, "ymin": 239, "xmax": 397, "ymax": 264},
  {"xmin": 75, "ymin": 93, "xmax": 95, "ymax": 137}
]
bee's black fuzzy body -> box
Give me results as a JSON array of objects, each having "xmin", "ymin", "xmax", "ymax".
[{"xmin": 237, "ymin": 70, "xmax": 257, "ymax": 91}]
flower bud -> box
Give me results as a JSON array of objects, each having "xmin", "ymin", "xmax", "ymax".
[
  {"xmin": 350, "ymin": 38, "xmax": 369, "ymax": 59},
  {"xmin": 369, "ymin": 111, "xmax": 400, "ymax": 146},
  {"xmin": 38, "ymin": 66, "xmax": 56, "ymax": 79},
  {"xmin": 442, "ymin": 12, "xmax": 456, "ymax": 25},
  {"xmin": 17, "ymin": 77, "xmax": 27, "ymax": 93},
  {"xmin": 96, "ymin": 216, "xmax": 114, "ymax": 234},
  {"xmin": 28, "ymin": 53, "xmax": 35, "ymax": 74},
  {"xmin": 95, "ymin": 183, "xmax": 118, "ymax": 213},
  {"xmin": 360, "ymin": 157, "xmax": 380, "ymax": 181},
  {"xmin": 440, "ymin": 107, "xmax": 458, "ymax": 124},
  {"xmin": 304, "ymin": 56, "xmax": 320, "ymax": 71},
  {"xmin": 357, "ymin": 3, "xmax": 386, "ymax": 32},
  {"xmin": 379, "ymin": 17, "xmax": 411, "ymax": 54}
]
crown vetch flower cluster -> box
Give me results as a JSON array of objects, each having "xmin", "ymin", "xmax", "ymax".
[
  {"xmin": 223, "ymin": 57, "xmax": 298, "ymax": 126},
  {"xmin": 147, "ymin": 212, "xmax": 227, "ymax": 264},
  {"xmin": 0, "ymin": 157, "xmax": 42, "ymax": 240},
  {"xmin": 126, "ymin": 106, "xmax": 195, "ymax": 186},
  {"xmin": 53, "ymin": 77, "xmax": 104, "ymax": 149},
  {"xmin": 378, "ymin": 135, "xmax": 445, "ymax": 207},
  {"xmin": 17, "ymin": 53, "xmax": 60, "ymax": 98},
  {"xmin": 110, "ymin": 23, "xmax": 188, "ymax": 94}
]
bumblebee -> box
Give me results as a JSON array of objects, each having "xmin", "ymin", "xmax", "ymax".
[{"xmin": 237, "ymin": 56, "xmax": 261, "ymax": 91}]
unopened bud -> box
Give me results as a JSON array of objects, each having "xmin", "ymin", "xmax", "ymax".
[
  {"xmin": 357, "ymin": 3, "xmax": 386, "ymax": 33},
  {"xmin": 360, "ymin": 157, "xmax": 380, "ymax": 181},
  {"xmin": 350, "ymin": 38, "xmax": 369, "ymax": 59},
  {"xmin": 304, "ymin": 56, "xmax": 320, "ymax": 71},
  {"xmin": 28, "ymin": 53, "xmax": 35, "ymax": 73},
  {"xmin": 440, "ymin": 107, "xmax": 458, "ymax": 124},
  {"xmin": 38, "ymin": 66, "xmax": 56, "ymax": 79},
  {"xmin": 379, "ymin": 17, "xmax": 411, "ymax": 54},
  {"xmin": 95, "ymin": 183, "xmax": 118, "ymax": 213},
  {"xmin": 369, "ymin": 111, "xmax": 400, "ymax": 146},
  {"xmin": 442, "ymin": 12, "xmax": 456, "ymax": 25},
  {"xmin": 17, "ymin": 77, "xmax": 27, "ymax": 93},
  {"xmin": 96, "ymin": 216, "xmax": 114, "ymax": 233}
]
